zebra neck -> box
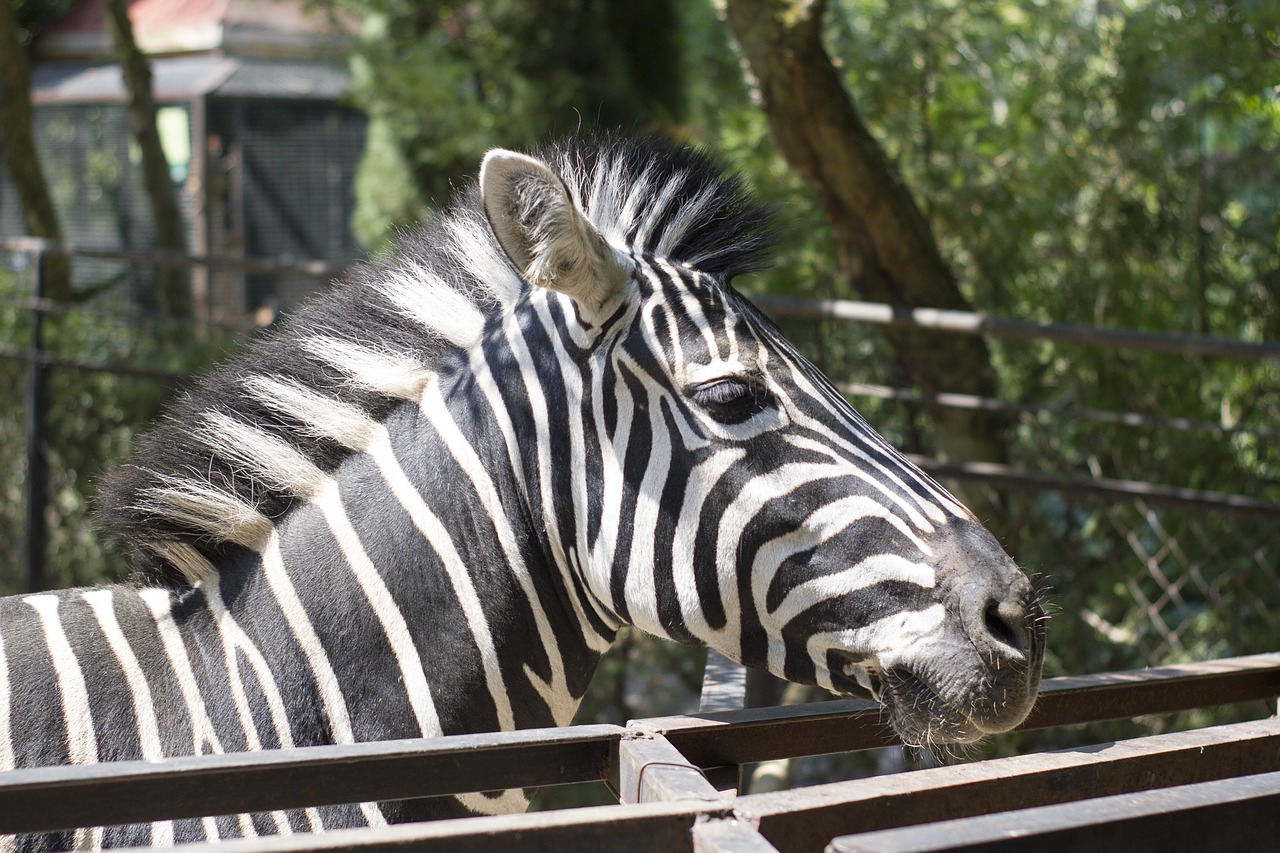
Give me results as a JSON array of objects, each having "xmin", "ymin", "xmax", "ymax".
[{"xmin": 217, "ymin": 387, "xmax": 610, "ymax": 745}]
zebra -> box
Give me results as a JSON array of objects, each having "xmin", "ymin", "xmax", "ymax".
[{"xmin": 0, "ymin": 135, "xmax": 1044, "ymax": 849}]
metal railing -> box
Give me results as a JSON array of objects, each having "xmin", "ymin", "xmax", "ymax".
[{"xmin": 1, "ymin": 653, "xmax": 1277, "ymax": 851}]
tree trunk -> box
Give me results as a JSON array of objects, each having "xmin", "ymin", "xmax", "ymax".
[
  {"xmin": 102, "ymin": 0, "xmax": 191, "ymax": 317},
  {"xmin": 722, "ymin": 0, "xmax": 1008, "ymax": 519},
  {"xmin": 0, "ymin": 0, "xmax": 72, "ymax": 301}
]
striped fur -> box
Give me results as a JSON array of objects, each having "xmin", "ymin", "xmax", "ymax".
[{"xmin": 1, "ymin": 136, "xmax": 1043, "ymax": 850}]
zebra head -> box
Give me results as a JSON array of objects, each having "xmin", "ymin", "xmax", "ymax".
[{"xmin": 480, "ymin": 140, "xmax": 1044, "ymax": 746}]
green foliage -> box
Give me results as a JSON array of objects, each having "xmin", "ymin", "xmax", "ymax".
[
  {"xmin": 809, "ymin": 0, "xmax": 1280, "ymax": 687},
  {"xmin": 0, "ymin": 259, "xmax": 236, "ymax": 595},
  {"xmin": 331, "ymin": 0, "xmax": 689, "ymax": 247}
]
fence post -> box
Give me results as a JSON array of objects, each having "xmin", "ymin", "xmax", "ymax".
[{"xmin": 24, "ymin": 245, "xmax": 48, "ymax": 593}]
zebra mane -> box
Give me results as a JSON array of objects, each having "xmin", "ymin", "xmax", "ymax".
[{"xmin": 97, "ymin": 134, "xmax": 775, "ymax": 586}]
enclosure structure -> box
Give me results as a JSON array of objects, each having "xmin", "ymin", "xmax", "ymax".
[
  {"xmin": 0, "ymin": 651, "xmax": 1276, "ymax": 851},
  {"xmin": 0, "ymin": 0, "xmax": 365, "ymax": 322}
]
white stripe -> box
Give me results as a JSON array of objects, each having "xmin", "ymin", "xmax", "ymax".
[
  {"xmin": 754, "ymin": 495, "xmax": 932, "ymax": 624},
  {"xmin": 316, "ymin": 485, "xmax": 442, "ymax": 739},
  {"xmin": 138, "ymin": 478, "xmax": 272, "ymax": 552},
  {"xmin": 204, "ymin": 582, "xmax": 319, "ymax": 834},
  {"xmin": 301, "ymin": 336, "xmax": 433, "ymax": 401},
  {"xmin": 444, "ymin": 212, "xmax": 525, "ymax": 306},
  {"xmin": 783, "ymin": 432, "xmax": 942, "ymax": 535},
  {"xmin": 81, "ymin": 589, "xmax": 176, "ymax": 846},
  {"xmin": 259, "ymin": 537, "xmax": 386, "ymax": 829},
  {"xmin": 590, "ymin": 349, "xmax": 636, "ymax": 618},
  {"xmin": 806, "ymin": 605, "xmax": 948, "ymax": 693},
  {"xmin": 771, "ymin": 553, "xmax": 935, "ymax": 627},
  {"xmin": 260, "ymin": 536, "xmax": 355, "ymax": 741},
  {"xmin": 702, "ymin": 463, "xmax": 902, "ymax": 654},
  {"xmin": 138, "ymin": 588, "xmax": 258, "ymax": 840},
  {"xmin": 669, "ymin": 447, "xmax": 747, "ymax": 648},
  {"xmin": 25, "ymin": 595, "xmax": 103, "ymax": 851},
  {"xmin": 502, "ymin": 296, "xmax": 617, "ymax": 649},
  {"xmin": 772, "ymin": 342, "xmax": 968, "ymax": 523},
  {"xmin": 0, "ymin": 630, "xmax": 12, "ymax": 773},
  {"xmin": 766, "ymin": 553, "xmax": 936, "ymax": 679},
  {"xmin": 455, "ymin": 789, "xmax": 531, "ymax": 815},
  {"xmin": 243, "ymin": 375, "xmax": 378, "ymax": 451},
  {"xmin": 365, "ymin": 427, "xmax": 515, "ymax": 729},
  {"xmin": 197, "ymin": 412, "xmax": 329, "ymax": 500},
  {"xmin": 622, "ymin": 378, "xmax": 672, "ymax": 637},
  {"xmin": 657, "ymin": 183, "xmax": 720, "ymax": 261},
  {"xmin": 415, "ymin": 383, "xmax": 574, "ymax": 724},
  {"xmin": 380, "ymin": 264, "xmax": 487, "ymax": 347},
  {"xmin": 24, "ymin": 595, "xmax": 99, "ymax": 765},
  {"xmin": 531, "ymin": 294, "xmax": 624, "ymax": 639}
]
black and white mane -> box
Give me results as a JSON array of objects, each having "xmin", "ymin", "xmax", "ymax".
[{"xmin": 99, "ymin": 136, "xmax": 774, "ymax": 587}]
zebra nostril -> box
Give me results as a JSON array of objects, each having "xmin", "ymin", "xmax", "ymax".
[{"xmin": 983, "ymin": 599, "xmax": 1025, "ymax": 654}]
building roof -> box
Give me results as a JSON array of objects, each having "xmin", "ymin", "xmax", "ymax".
[
  {"xmin": 30, "ymin": 55, "xmax": 353, "ymax": 104},
  {"xmin": 36, "ymin": 0, "xmax": 355, "ymax": 61}
]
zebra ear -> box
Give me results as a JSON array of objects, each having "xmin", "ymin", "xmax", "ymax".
[{"xmin": 480, "ymin": 149, "xmax": 632, "ymax": 313}]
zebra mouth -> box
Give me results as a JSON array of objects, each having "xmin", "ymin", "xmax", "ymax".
[
  {"xmin": 877, "ymin": 668, "xmax": 985, "ymax": 747},
  {"xmin": 826, "ymin": 650, "xmax": 983, "ymax": 746}
]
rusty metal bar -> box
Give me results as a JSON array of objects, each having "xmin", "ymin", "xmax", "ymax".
[
  {"xmin": 1, "ymin": 655, "xmax": 1276, "ymax": 837},
  {"xmin": 0, "ymin": 725, "xmax": 622, "ymax": 835},
  {"xmin": 612, "ymin": 725, "xmax": 780, "ymax": 852},
  {"xmin": 753, "ymin": 294, "xmax": 1280, "ymax": 362},
  {"xmin": 825, "ymin": 766, "xmax": 1280, "ymax": 853},
  {"xmin": 748, "ymin": 717, "xmax": 1280, "ymax": 852},
  {"xmin": 657, "ymin": 654, "xmax": 1280, "ymax": 768},
  {"xmin": 614, "ymin": 727, "xmax": 725, "ymax": 806}
]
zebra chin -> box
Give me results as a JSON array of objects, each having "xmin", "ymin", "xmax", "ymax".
[{"xmin": 826, "ymin": 630, "xmax": 1045, "ymax": 748}]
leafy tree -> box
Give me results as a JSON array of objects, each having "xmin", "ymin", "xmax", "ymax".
[
  {"xmin": 329, "ymin": 0, "xmax": 688, "ymax": 246},
  {"xmin": 0, "ymin": 0, "xmax": 73, "ymax": 301},
  {"xmin": 102, "ymin": 0, "xmax": 190, "ymax": 316},
  {"xmin": 722, "ymin": 0, "xmax": 1010, "ymax": 527}
]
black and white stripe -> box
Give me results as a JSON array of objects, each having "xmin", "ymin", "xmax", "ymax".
[{"xmin": 1, "ymin": 135, "xmax": 1043, "ymax": 849}]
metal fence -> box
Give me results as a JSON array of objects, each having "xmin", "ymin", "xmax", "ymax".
[{"xmin": 2, "ymin": 652, "xmax": 1277, "ymax": 850}]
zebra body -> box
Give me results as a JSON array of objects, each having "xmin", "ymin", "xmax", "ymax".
[{"xmin": 1, "ymin": 137, "xmax": 1044, "ymax": 849}]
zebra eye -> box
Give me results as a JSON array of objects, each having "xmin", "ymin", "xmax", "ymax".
[{"xmin": 690, "ymin": 377, "xmax": 771, "ymax": 424}]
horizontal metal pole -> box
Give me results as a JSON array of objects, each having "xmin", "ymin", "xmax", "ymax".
[
  {"xmin": 5, "ymin": 237, "xmax": 1274, "ymax": 362},
  {"xmin": 750, "ymin": 718, "xmax": 1280, "ymax": 852},
  {"xmin": 0, "ymin": 236, "xmax": 350, "ymax": 278},
  {"xmin": 825, "ymin": 762, "xmax": 1280, "ymax": 853},
  {"xmin": 0, "ymin": 345, "xmax": 188, "ymax": 383},
  {"xmin": 1, "ymin": 656, "xmax": 1276, "ymax": 835},
  {"xmin": 0, "ymin": 725, "xmax": 622, "ymax": 835},
  {"xmin": 1025, "ymin": 652, "xmax": 1280, "ymax": 730},
  {"xmin": 753, "ymin": 294, "xmax": 1280, "ymax": 362},
  {"xmin": 171, "ymin": 800, "xmax": 722, "ymax": 853},
  {"xmin": 912, "ymin": 457, "xmax": 1280, "ymax": 519},
  {"xmin": 654, "ymin": 653, "xmax": 1280, "ymax": 767},
  {"xmin": 840, "ymin": 381, "xmax": 1280, "ymax": 442},
  {"xmin": 121, "ymin": 717, "xmax": 1280, "ymax": 853}
]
